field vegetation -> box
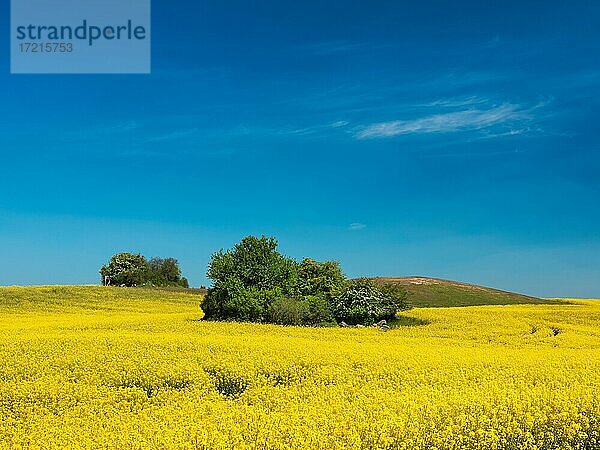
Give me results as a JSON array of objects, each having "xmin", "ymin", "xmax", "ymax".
[
  {"xmin": 1, "ymin": 286, "xmax": 599, "ymax": 449},
  {"xmin": 203, "ymin": 236, "xmax": 409, "ymax": 326}
]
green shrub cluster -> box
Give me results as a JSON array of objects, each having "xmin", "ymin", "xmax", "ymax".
[
  {"xmin": 202, "ymin": 236, "xmax": 409, "ymax": 326},
  {"xmin": 332, "ymin": 278, "xmax": 408, "ymax": 325},
  {"xmin": 100, "ymin": 252, "xmax": 189, "ymax": 288},
  {"xmin": 266, "ymin": 295, "xmax": 335, "ymax": 326}
]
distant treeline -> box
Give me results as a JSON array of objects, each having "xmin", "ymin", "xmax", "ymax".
[{"xmin": 100, "ymin": 253, "xmax": 188, "ymax": 288}]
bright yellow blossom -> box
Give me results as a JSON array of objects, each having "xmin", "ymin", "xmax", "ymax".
[{"xmin": 0, "ymin": 287, "xmax": 599, "ymax": 449}]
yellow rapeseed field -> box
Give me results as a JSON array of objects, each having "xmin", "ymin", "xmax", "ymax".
[{"xmin": 1, "ymin": 286, "xmax": 599, "ymax": 449}]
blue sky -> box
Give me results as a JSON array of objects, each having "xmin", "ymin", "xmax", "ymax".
[{"xmin": 1, "ymin": 0, "xmax": 599, "ymax": 297}]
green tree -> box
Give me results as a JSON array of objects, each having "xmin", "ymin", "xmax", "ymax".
[
  {"xmin": 148, "ymin": 257, "xmax": 185, "ymax": 286},
  {"xmin": 203, "ymin": 236, "xmax": 299, "ymax": 321},
  {"xmin": 207, "ymin": 236, "xmax": 299, "ymax": 293},
  {"xmin": 100, "ymin": 253, "xmax": 149, "ymax": 287},
  {"xmin": 298, "ymin": 258, "xmax": 345, "ymax": 298},
  {"xmin": 378, "ymin": 282, "xmax": 410, "ymax": 315}
]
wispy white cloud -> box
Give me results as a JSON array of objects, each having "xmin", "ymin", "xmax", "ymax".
[
  {"xmin": 421, "ymin": 96, "xmax": 488, "ymax": 108},
  {"xmin": 282, "ymin": 127, "xmax": 319, "ymax": 136},
  {"xmin": 278, "ymin": 120, "xmax": 351, "ymax": 136},
  {"xmin": 349, "ymin": 223, "xmax": 367, "ymax": 231},
  {"xmin": 476, "ymin": 127, "xmax": 531, "ymax": 140},
  {"xmin": 331, "ymin": 120, "xmax": 350, "ymax": 128},
  {"xmin": 354, "ymin": 103, "xmax": 533, "ymax": 139}
]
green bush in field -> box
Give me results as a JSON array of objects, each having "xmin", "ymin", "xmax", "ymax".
[
  {"xmin": 266, "ymin": 294, "xmax": 335, "ymax": 326},
  {"xmin": 203, "ymin": 236, "xmax": 299, "ymax": 322},
  {"xmin": 100, "ymin": 252, "xmax": 149, "ymax": 287},
  {"xmin": 219, "ymin": 287, "xmax": 271, "ymax": 323},
  {"xmin": 100, "ymin": 253, "xmax": 188, "ymax": 288},
  {"xmin": 203, "ymin": 277, "xmax": 285, "ymax": 323},
  {"xmin": 298, "ymin": 258, "xmax": 345, "ymax": 299},
  {"xmin": 203, "ymin": 236, "xmax": 409, "ymax": 326},
  {"xmin": 266, "ymin": 297, "xmax": 309, "ymax": 326},
  {"xmin": 147, "ymin": 257, "xmax": 188, "ymax": 287},
  {"xmin": 303, "ymin": 294, "xmax": 337, "ymax": 326},
  {"xmin": 207, "ymin": 236, "xmax": 299, "ymax": 294},
  {"xmin": 333, "ymin": 278, "xmax": 410, "ymax": 325},
  {"xmin": 378, "ymin": 282, "xmax": 411, "ymax": 314}
]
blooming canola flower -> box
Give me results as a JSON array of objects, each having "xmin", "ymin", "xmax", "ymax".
[{"xmin": 0, "ymin": 286, "xmax": 599, "ymax": 449}]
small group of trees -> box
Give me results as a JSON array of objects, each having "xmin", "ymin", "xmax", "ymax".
[
  {"xmin": 100, "ymin": 252, "xmax": 188, "ymax": 288},
  {"xmin": 202, "ymin": 236, "xmax": 409, "ymax": 326}
]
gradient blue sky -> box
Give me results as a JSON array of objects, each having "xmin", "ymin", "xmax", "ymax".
[{"xmin": 1, "ymin": 0, "xmax": 599, "ymax": 297}]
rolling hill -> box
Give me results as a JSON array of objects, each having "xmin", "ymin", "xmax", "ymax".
[{"xmin": 372, "ymin": 276, "xmax": 563, "ymax": 308}]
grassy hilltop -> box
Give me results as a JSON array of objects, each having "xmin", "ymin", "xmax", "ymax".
[{"xmin": 372, "ymin": 276, "xmax": 562, "ymax": 308}]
